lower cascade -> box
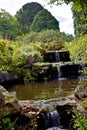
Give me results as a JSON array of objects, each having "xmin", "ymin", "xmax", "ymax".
[
  {"xmin": 1, "ymin": 50, "xmax": 87, "ymax": 130},
  {"xmin": 37, "ymin": 110, "xmax": 60, "ymax": 130}
]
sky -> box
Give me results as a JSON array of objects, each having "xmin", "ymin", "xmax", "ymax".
[{"xmin": 0, "ymin": 0, "xmax": 74, "ymax": 36}]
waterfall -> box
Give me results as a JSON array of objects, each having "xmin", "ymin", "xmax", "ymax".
[
  {"xmin": 56, "ymin": 64, "xmax": 61, "ymax": 79},
  {"xmin": 56, "ymin": 64, "xmax": 62, "ymax": 91},
  {"xmin": 55, "ymin": 51, "xmax": 60, "ymax": 62},
  {"xmin": 53, "ymin": 50, "xmax": 62, "ymax": 91},
  {"xmin": 37, "ymin": 110, "xmax": 61, "ymax": 130}
]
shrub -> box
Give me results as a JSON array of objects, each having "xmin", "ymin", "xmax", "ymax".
[
  {"xmin": 0, "ymin": 39, "xmax": 43, "ymax": 82},
  {"xmin": 16, "ymin": 29, "xmax": 74, "ymax": 44},
  {"xmin": 64, "ymin": 34, "xmax": 87, "ymax": 62},
  {"xmin": 73, "ymin": 109, "xmax": 87, "ymax": 130}
]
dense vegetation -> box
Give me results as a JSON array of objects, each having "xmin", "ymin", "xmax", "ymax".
[
  {"xmin": 72, "ymin": 7, "xmax": 87, "ymax": 37},
  {"xmin": 0, "ymin": 1, "xmax": 87, "ymax": 129},
  {"xmin": 15, "ymin": 2, "xmax": 43, "ymax": 33},
  {"xmin": 50, "ymin": 0, "xmax": 87, "ymax": 37},
  {"xmin": 0, "ymin": 1, "xmax": 87, "ymax": 81},
  {"xmin": 30, "ymin": 9, "xmax": 59, "ymax": 32},
  {"xmin": 17, "ymin": 29, "xmax": 73, "ymax": 43},
  {"xmin": 0, "ymin": 39, "xmax": 43, "ymax": 82},
  {"xmin": 65, "ymin": 34, "xmax": 87, "ymax": 62},
  {"xmin": 0, "ymin": 10, "xmax": 21, "ymax": 39}
]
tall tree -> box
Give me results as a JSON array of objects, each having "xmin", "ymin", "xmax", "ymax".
[
  {"xmin": 0, "ymin": 10, "xmax": 21, "ymax": 39},
  {"xmin": 30, "ymin": 9, "xmax": 59, "ymax": 32},
  {"xmin": 15, "ymin": 2, "xmax": 43, "ymax": 33},
  {"xmin": 72, "ymin": 6, "xmax": 87, "ymax": 37},
  {"xmin": 50, "ymin": 0, "xmax": 87, "ymax": 37},
  {"xmin": 50, "ymin": 0, "xmax": 87, "ymax": 14}
]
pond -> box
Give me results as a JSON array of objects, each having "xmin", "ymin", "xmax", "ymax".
[{"xmin": 8, "ymin": 78, "xmax": 80, "ymax": 100}]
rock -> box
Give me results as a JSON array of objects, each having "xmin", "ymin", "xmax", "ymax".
[
  {"xmin": 0, "ymin": 85, "xmax": 20, "ymax": 118},
  {"xmin": 20, "ymin": 104, "xmax": 41, "ymax": 117},
  {"xmin": 74, "ymin": 79, "xmax": 87, "ymax": 100},
  {"xmin": 56, "ymin": 104, "xmax": 74, "ymax": 129},
  {"xmin": 46, "ymin": 127, "xmax": 68, "ymax": 130},
  {"xmin": 0, "ymin": 71, "xmax": 18, "ymax": 83}
]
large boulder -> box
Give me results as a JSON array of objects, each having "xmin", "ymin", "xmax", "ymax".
[
  {"xmin": 74, "ymin": 79, "xmax": 87, "ymax": 100},
  {"xmin": 0, "ymin": 85, "xmax": 20, "ymax": 118},
  {"xmin": 74, "ymin": 79, "xmax": 87, "ymax": 110}
]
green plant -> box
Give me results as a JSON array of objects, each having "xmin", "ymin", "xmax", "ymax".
[
  {"xmin": 81, "ymin": 67, "xmax": 87, "ymax": 75},
  {"xmin": 1, "ymin": 108, "xmax": 19, "ymax": 130},
  {"xmin": 17, "ymin": 29, "xmax": 73, "ymax": 44},
  {"xmin": 73, "ymin": 109, "xmax": 87, "ymax": 130},
  {"xmin": 64, "ymin": 34, "xmax": 87, "ymax": 62},
  {"xmin": 0, "ymin": 39, "xmax": 44, "ymax": 83},
  {"xmin": 2, "ymin": 117, "xmax": 19, "ymax": 130}
]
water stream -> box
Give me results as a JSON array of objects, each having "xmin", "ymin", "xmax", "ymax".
[
  {"xmin": 3, "ymin": 50, "xmax": 87, "ymax": 129},
  {"xmin": 8, "ymin": 78, "xmax": 86, "ymax": 129},
  {"xmin": 55, "ymin": 51, "xmax": 60, "ymax": 62}
]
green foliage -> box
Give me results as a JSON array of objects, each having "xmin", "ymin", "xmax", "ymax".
[
  {"xmin": 15, "ymin": 2, "xmax": 43, "ymax": 33},
  {"xmin": 50, "ymin": 0, "xmax": 87, "ymax": 37},
  {"xmin": 72, "ymin": 4, "xmax": 87, "ymax": 37},
  {"xmin": 1, "ymin": 108, "xmax": 19, "ymax": 130},
  {"xmin": 0, "ymin": 10, "xmax": 21, "ymax": 39},
  {"xmin": 30, "ymin": 9, "xmax": 59, "ymax": 32},
  {"xmin": 64, "ymin": 34, "xmax": 87, "ymax": 62},
  {"xmin": 50, "ymin": 0, "xmax": 87, "ymax": 7},
  {"xmin": 2, "ymin": 117, "xmax": 18, "ymax": 130},
  {"xmin": 17, "ymin": 29, "xmax": 74, "ymax": 44},
  {"xmin": 73, "ymin": 109, "xmax": 87, "ymax": 130},
  {"xmin": 81, "ymin": 67, "xmax": 87, "ymax": 75},
  {"xmin": 0, "ymin": 39, "xmax": 43, "ymax": 82}
]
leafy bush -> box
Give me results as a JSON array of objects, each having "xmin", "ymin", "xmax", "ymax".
[
  {"xmin": 65, "ymin": 34, "xmax": 87, "ymax": 62},
  {"xmin": 73, "ymin": 109, "xmax": 87, "ymax": 130},
  {"xmin": 16, "ymin": 29, "xmax": 74, "ymax": 43},
  {"xmin": 30, "ymin": 9, "xmax": 59, "ymax": 32},
  {"xmin": 0, "ymin": 39, "xmax": 43, "ymax": 82}
]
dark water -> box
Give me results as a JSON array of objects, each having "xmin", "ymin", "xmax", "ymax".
[{"xmin": 8, "ymin": 79, "xmax": 79, "ymax": 100}]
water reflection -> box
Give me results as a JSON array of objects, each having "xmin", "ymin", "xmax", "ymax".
[{"xmin": 8, "ymin": 79, "xmax": 79, "ymax": 100}]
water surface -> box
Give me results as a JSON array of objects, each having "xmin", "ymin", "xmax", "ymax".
[{"xmin": 8, "ymin": 79, "xmax": 79, "ymax": 100}]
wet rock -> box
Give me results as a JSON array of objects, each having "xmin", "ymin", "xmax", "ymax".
[
  {"xmin": 56, "ymin": 104, "xmax": 74, "ymax": 129},
  {"xmin": 0, "ymin": 70, "xmax": 19, "ymax": 87},
  {"xmin": 46, "ymin": 127, "xmax": 68, "ymax": 130},
  {"xmin": 0, "ymin": 71, "xmax": 18, "ymax": 83},
  {"xmin": 33, "ymin": 63, "xmax": 58, "ymax": 82},
  {"xmin": 74, "ymin": 79, "xmax": 87, "ymax": 100},
  {"xmin": 36, "ymin": 109, "xmax": 60, "ymax": 130},
  {"xmin": 43, "ymin": 50, "xmax": 70, "ymax": 63},
  {"xmin": 74, "ymin": 79, "xmax": 87, "ymax": 111},
  {"xmin": 0, "ymin": 85, "xmax": 20, "ymax": 118},
  {"xmin": 20, "ymin": 104, "xmax": 41, "ymax": 117},
  {"xmin": 0, "ymin": 85, "xmax": 8, "ymax": 99}
]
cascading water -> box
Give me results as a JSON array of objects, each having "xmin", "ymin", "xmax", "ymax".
[
  {"xmin": 55, "ymin": 51, "xmax": 60, "ymax": 62},
  {"xmin": 37, "ymin": 110, "xmax": 61, "ymax": 130},
  {"xmin": 55, "ymin": 51, "xmax": 64, "ymax": 92},
  {"xmin": 36, "ymin": 99, "xmax": 65, "ymax": 130},
  {"xmin": 56, "ymin": 64, "xmax": 62, "ymax": 92},
  {"xmin": 7, "ymin": 50, "xmax": 84, "ymax": 130}
]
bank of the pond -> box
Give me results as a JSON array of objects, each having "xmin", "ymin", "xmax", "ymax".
[{"xmin": 1, "ymin": 82, "xmax": 87, "ymax": 130}]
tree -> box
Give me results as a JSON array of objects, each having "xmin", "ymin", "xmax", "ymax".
[
  {"xmin": 50, "ymin": 0, "xmax": 87, "ymax": 15},
  {"xmin": 30, "ymin": 9, "xmax": 59, "ymax": 32},
  {"xmin": 15, "ymin": 2, "xmax": 43, "ymax": 33},
  {"xmin": 50, "ymin": 0, "xmax": 87, "ymax": 37},
  {"xmin": 0, "ymin": 10, "xmax": 21, "ymax": 39},
  {"xmin": 72, "ymin": 7, "xmax": 87, "ymax": 37}
]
